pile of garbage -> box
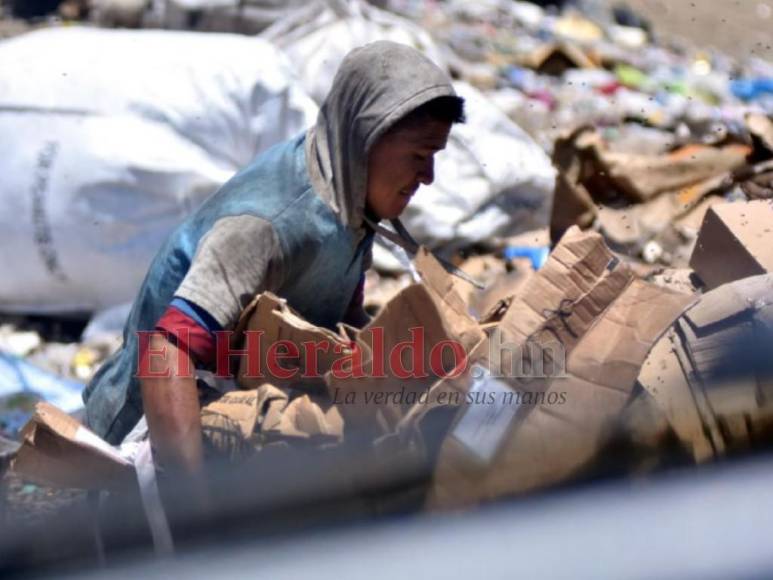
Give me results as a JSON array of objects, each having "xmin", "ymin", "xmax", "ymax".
[
  {"xmin": 9, "ymin": 214, "xmax": 773, "ymax": 520},
  {"xmin": 1, "ymin": 0, "xmax": 773, "ymax": 535},
  {"xmin": 394, "ymin": 1, "xmax": 771, "ymax": 140}
]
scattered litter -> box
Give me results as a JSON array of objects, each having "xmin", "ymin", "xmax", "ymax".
[{"xmin": 3, "ymin": 0, "xmax": 773, "ymax": 522}]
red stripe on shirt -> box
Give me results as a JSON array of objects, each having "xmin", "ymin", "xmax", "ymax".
[{"xmin": 156, "ymin": 306, "xmax": 216, "ymax": 366}]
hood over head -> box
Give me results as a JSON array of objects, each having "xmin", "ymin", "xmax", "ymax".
[{"xmin": 305, "ymin": 41, "xmax": 456, "ymax": 232}]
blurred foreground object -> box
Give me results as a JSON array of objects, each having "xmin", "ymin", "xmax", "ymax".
[{"xmin": 637, "ymin": 274, "xmax": 773, "ymax": 463}]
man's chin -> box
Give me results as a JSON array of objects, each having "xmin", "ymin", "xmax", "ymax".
[
  {"xmin": 393, "ymin": 198, "xmax": 413, "ymax": 218},
  {"xmin": 389, "ymin": 207, "xmax": 407, "ymax": 220},
  {"xmin": 370, "ymin": 202, "xmax": 408, "ymax": 221}
]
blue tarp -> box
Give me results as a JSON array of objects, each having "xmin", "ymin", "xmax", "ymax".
[{"xmin": 0, "ymin": 351, "xmax": 84, "ymax": 412}]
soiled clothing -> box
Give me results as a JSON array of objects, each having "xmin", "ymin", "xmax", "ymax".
[
  {"xmin": 83, "ymin": 41, "xmax": 457, "ymax": 444},
  {"xmin": 84, "ymin": 136, "xmax": 373, "ymax": 443}
]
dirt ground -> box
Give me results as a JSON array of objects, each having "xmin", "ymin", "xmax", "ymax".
[{"xmin": 610, "ymin": 0, "xmax": 773, "ymax": 63}]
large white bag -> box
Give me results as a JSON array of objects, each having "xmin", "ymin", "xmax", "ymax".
[
  {"xmin": 262, "ymin": 0, "xmax": 448, "ymax": 105},
  {"xmin": 0, "ymin": 27, "xmax": 318, "ymax": 313},
  {"xmin": 263, "ymin": 0, "xmax": 555, "ymax": 257}
]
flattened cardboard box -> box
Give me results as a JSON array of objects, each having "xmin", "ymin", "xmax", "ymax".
[
  {"xmin": 690, "ymin": 200, "xmax": 773, "ymax": 290},
  {"xmin": 433, "ymin": 282, "xmax": 693, "ymax": 508},
  {"xmin": 394, "ymin": 228, "xmax": 695, "ymax": 508},
  {"xmin": 396, "ymin": 227, "xmax": 628, "ymax": 448}
]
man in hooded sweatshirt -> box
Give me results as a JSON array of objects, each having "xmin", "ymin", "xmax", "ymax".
[{"xmin": 83, "ymin": 41, "xmax": 465, "ymax": 487}]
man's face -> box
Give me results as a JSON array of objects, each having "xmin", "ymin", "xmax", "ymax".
[{"xmin": 366, "ymin": 119, "xmax": 452, "ymax": 220}]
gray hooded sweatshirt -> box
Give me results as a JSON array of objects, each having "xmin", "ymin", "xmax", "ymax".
[{"xmin": 83, "ymin": 41, "xmax": 457, "ymax": 443}]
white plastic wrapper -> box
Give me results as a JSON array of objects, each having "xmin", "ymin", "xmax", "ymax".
[
  {"xmin": 264, "ymin": 0, "xmax": 555, "ymax": 264},
  {"xmin": 0, "ymin": 27, "xmax": 318, "ymax": 313}
]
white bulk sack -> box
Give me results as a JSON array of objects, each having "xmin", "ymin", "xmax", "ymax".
[
  {"xmin": 400, "ymin": 80, "xmax": 555, "ymax": 247},
  {"xmin": 263, "ymin": 0, "xmax": 447, "ymax": 105},
  {"xmin": 264, "ymin": 0, "xmax": 555, "ymax": 258},
  {"xmin": 0, "ymin": 27, "xmax": 318, "ymax": 313}
]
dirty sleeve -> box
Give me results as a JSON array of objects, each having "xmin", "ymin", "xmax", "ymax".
[{"xmin": 174, "ymin": 214, "xmax": 286, "ymax": 330}]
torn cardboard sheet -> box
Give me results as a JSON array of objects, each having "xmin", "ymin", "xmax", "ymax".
[
  {"xmin": 12, "ymin": 403, "xmax": 173, "ymax": 554},
  {"xmin": 15, "ymin": 389, "xmax": 260, "ymax": 489},
  {"xmin": 327, "ymin": 249, "xmax": 485, "ymax": 437},
  {"xmin": 493, "ymin": 226, "xmax": 635, "ymax": 349},
  {"xmin": 689, "ymin": 200, "xmax": 773, "ymax": 290}
]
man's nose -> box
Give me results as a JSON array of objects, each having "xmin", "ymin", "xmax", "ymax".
[{"xmin": 417, "ymin": 157, "xmax": 434, "ymax": 185}]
